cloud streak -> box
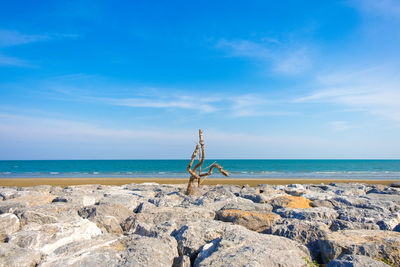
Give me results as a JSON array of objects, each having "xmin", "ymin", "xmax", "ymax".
[
  {"xmin": 348, "ymin": 0, "xmax": 400, "ymax": 18},
  {"xmin": 0, "ymin": 54, "xmax": 30, "ymax": 67},
  {"xmin": 18, "ymin": 76, "xmax": 296, "ymax": 118},
  {"xmin": 217, "ymin": 39, "xmax": 311, "ymax": 75},
  {"xmin": 0, "ymin": 29, "xmax": 79, "ymax": 67},
  {"xmin": 94, "ymin": 91, "xmax": 294, "ymax": 118},
  {"xmin": 0, "ymin": 113, "xmax": 192, "ymax": 143},
  {"xmin": 0, "ymin": 29, "xmax": 49, "ymax": 47},
  {"xmin": 329, "ymin": 121, "xmax": 357, "ymax": 132},
  {"xmin": 103, "ymin": 95, "xmax": 218, "ymax": 113},
  {"xmin": 297, "ymin": 66, "xmax": 400, "ymax": 123}
]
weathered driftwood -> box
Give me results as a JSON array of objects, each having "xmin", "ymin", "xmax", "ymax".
[{"xmin": 186, "ymin": 129, "xmax": 229, "ymax": 195}]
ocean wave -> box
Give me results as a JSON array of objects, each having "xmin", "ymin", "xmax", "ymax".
[
  {"xmin": 1, "ymin": 169, "xmax": 400, "ymax": 179},
  {"xmin": 314, "ymin": 171, "xmax": 341, "ymax": 174}
]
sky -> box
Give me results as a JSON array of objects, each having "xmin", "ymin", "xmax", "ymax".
[{"xmin": 0, "ymin": 0, "xmax": 400, "ymax": 160}]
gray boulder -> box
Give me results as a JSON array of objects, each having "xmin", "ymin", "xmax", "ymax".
[
  {"xmin": 337, "ymin": 207, "xmax": 400, "ymax": 230},
  {"xmin": 124, "ymin": 217, "xmax": 178, "ymax": 239},
  {"xmin": 174, "ymin": 220, "xmax": 312, "ymax": 267},
  {"xmin": 97, "ymin": 193, "xmax": 141, "ymax": 210},
  {"xmin": 40, "ymin": 233, "xmax": 178, "ymax": 267},
  {"xmin": 390, "ymin": 183, "xmax": 400, "ymax": 188},
  {"xmin": 195, "ymin": 226, "xmax": 312, "ymax": 267},
  {"xmin": 150, "ymin": 191, "xmax": 188, "ymax": 207},
  {"xmin": 14, "ymin": 202, "xmax": 83, "ymax": 226},
  {"xmin": 78, "ymin": 204, "xmax": 132, "ymax": 234},
  {"xmin": 0, "ymin": 201, "xmax": 27, "ymax": 214},
  {"xmin": 7, "ymin": 219, "xmax": 102, "ymax": 255},
  {"xmin": 118, "ymin": 234, "xmax": 178, "ymax": 267},
  {"xmin": 197, "ymin": 185, "xmax": 238, "ymax": 202},
  {"xmin": 135, "ymin": 206, "xmax": 215, "ymax": 229},
  {"xmin": 218, "ymin": 199, "xmax": 273, "ymax": 213},
  {"xmin": 0, "ymin": 243, "xmax": 42, "ymax": 267},
  {"xmin": 327, "ymin": 254, "xmax": 391, "ymax": 267},
  {"xmin": 172, "ymin": 255, "xmax": 191, "ymax": 267},
  {"xmin": 275, "ymin": 207, "xmax": 338, "ymax": 221},
  {"xmin": 328, "ymin": 183, "xmax": 367, "ymax": 197},
  {"xmin": 364, "ymin": 193, "xmax": 400, "ymax": 206},
  {"xmin": 284, "ymin": 184, "xmax": 307, "ymax": 196},
  {"xmin": 268, "ymin": 195, "xmax": 312, "ymax": 210},
  {"xmin": 319, "ymin": 230, "xmax": 400, "ymax": 265},
  {"xmin": 215, "ymin": 209, "xmax": 281, "ymax": 232},
  {"xmin": 39, "ymin": 234, "xmax": 122, "ymax": 267},
  {"xmin": 263, "ymin": 219, "xmax": 330, "ymax": 260},
  {"xmin": 0, "ymin": 213, "xmax": 20, "ymax": 241},
  {"xmin": 329, "ymin": 219, "xmax": 380, "ymax": 231},
  {"xmin": 56, "ymin": 185, "xmax": 104, "ymax": 206},
  {"xmin": 0, "ymin": 187, "xmax": 18, "ymax": 200},
  {"xmin": 1, "ymin": 191, "xmax": 56, "ymax": 207},
  {"xmin": 311, "ymin": 199, "xmax": 335, "ymax": 209},
  {"xmin": 173, "ymin": 220, "xmax": 237, "ymax": 260}
]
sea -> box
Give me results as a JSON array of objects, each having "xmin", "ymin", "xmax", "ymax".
[{"xmin": 0, "ymin": 160, "xmax": 400, "ymax": 180}]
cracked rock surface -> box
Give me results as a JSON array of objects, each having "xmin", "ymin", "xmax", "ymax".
[{"xmin": 1, "ymin": 182, "xmax": 400, "ymax": 266}]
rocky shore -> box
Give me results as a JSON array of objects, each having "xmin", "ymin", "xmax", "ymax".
[{"xmin": 1, "ymin": 182, "xmax": 400, "ymax": 267}]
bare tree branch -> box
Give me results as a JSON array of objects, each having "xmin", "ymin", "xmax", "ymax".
[
  {"xmin": 193, "ymin": 129, "xmax": 205, "ymax": 173},
  {"xmin": 186, "ymin": 129, "xmax": 229, "ymax": 195},
  {"xmin": 200, "ymin": 163, "xmax": 229, "ymax": 177},
  {"xmin": 187, "ymin": 144, "xmax": 200, "ymax": 179}
]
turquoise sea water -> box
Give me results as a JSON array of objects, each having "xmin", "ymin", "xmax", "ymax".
[{"xmin": 0, "ymin": 160, "xmax": 400, "ymax": 180}]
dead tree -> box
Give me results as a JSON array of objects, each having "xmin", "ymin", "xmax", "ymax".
[{"xmin": 186, "ymin": 129, "xmax": 229, "ymax": 195}]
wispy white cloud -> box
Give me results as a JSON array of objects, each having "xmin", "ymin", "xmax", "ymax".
[
  {"xmin": 0, "ymin": 113, "xmax": 190, "ymax": 141},
  {"xmin": 95, "ymin": 92, "xmax": 294, "ymax": 117},
  {"xmin": 228, "ymin": 94, "xmax": 295, "ymax": 117},
  {"xmin": 0, "ymin": 29, "xmax": 79, "ymax": 67},
  {"xmin": 348, "ymin": 0, "xmax": 400, "ymax": 18},
  {"xmin": 0, "ymin": 30, "xmax": 79, "ymax": 47},
  {"xmin": 296, "ymin": 66, "xmax": 400, "ymax": 123},
  {"xmin": 217, "ymin": 39, "xmax": 271, "ymax": 59},
  {"xmin": 216, "ymin": 39, "xmax": 311, "ymax": 75},
  {"xmin": 100, "ymin": 95, "xmax": 219, "ymax": 113},
  {"xmin": 4, "ymin": 73, "xmax": 284, "ymax": 117},
  {"xmin": 0, "ymin": 54, "xmax": 31, "ymax": 67},
  {"xmin": 0, "ymin": 29, "xmax": 49, "ymax": 47},
  {"xmin": 229, "ymin": 94, "xmax": 268, "ymax": 117},
  {"xmin": 329, "ymin": 121, "xmax": 357, "ymax": 132},
  {"xmin": 13, "ymin": 75, "xmax": 295, "ymax": 118},
  {"xmin": 273, "ymin": 48, "xmax": 310, "ymax": 75}
]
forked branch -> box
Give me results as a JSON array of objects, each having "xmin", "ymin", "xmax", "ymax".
[{"xmin": 186, "ymin": 129, "xmax": 229, "ymax": 195}]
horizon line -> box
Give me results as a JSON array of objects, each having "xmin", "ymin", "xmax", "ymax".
[{"xmin": 1, "ymin": 158, "xmax": 400, "ymax": 161}]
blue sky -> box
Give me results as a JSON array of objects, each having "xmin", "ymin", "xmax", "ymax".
[{"xmin": 1, "ymin": 0, "xmax": 400, "ymax": 159}]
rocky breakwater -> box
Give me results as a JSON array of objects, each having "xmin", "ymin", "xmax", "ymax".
[{"xmin": 0, "ymin": 182, "xmax": 400, "ymax": 267}]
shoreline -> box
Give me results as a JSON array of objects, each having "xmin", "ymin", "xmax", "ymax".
[{"xmin": 0, "ymin": 177, "xmax": 398, "ymax": 187}]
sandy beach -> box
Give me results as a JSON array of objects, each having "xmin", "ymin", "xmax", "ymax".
[{"xmin": 0, "ymin": 177, "xmax": 398, "ymax": 187}]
